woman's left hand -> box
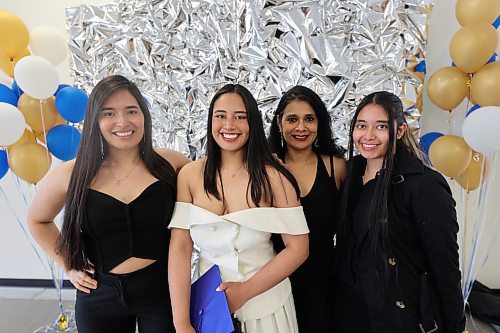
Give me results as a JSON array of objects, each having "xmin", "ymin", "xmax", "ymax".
[{"xmin": 217, "ymin": 281, "xmax": 250, "ymax": 313}]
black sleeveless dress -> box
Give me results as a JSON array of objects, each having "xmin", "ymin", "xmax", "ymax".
[{"xmin": 273, "ymin": 154, "xmax": 340, "ymax": 332}]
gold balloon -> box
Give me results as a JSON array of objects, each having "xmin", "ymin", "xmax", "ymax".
[
  {"xmin": 0, "ymin": 48, "xmax": 30, "ymax": 78},
  {"xmin": 8, "ymin": 142, "xmax": 52, "ymax": 184},
  {"xmin": 428, "ymin": 135, "xmax": 472, "ymax": 178},
  {"xmin": 456, "ymin": 0, "xmax": 500, "ymax": 26},
  {"xmin": 450, "ymin": 22, "xmax": 497, "ymax": 73},
  {"xmin": 427, "ymin": 66, "xmax": 468, "ymax": 110},
  {"xmin": 0, "ymin": 10, "xmax": 30, "ymax": 58},
  {"xmin": 34, "ymin": 130, "xmax": 47, "ymax": 144},
  {"xmin": 471, "ymin": 61, "xmax": 500, "ymax": 106},
  {"xmin": 17, "ymin": 94, "xmax": 59, "ymax": 133},
  {"xmin": 7, "ymin": 128, "xmax": 36, "ymax": 151},
  {"xmin": 34, "ymin": 117, "xmax": 66, "ymax": 144},
  {"xmin": 456, "ymin": 152, "xmax": 489, "ymax": 191}
]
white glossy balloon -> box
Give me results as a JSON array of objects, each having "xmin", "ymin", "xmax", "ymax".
[
  {"xmin": 13, "ymin": 55, "xmax": 59, "ymax": 100},
  {"xmin": 463, "ymin": 106, "xmax": 500, "ymax": 153},
  {"xmin": 29, "ymin": 26, "xmax": 68, "ymax": 65},
  {"xmin": 0, "ymin": 102, "xmax": 25, "ymax": 146}
]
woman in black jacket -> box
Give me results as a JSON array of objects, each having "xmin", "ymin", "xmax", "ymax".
[{"xmin": 333, "ymin": 91, "xmax": 465, "ymax": 333}]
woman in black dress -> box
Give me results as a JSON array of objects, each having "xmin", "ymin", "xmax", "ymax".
[
  {"xmin": 334, "ymin": 91, "xmax": 465, "ymax": 332},
  {"xmin": 268, "ymin": 85, "xmax": 346, "ymax": 332}
]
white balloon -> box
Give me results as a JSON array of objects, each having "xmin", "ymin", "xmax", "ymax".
[
  {"xmin": 0, "ymin": 102, "xmax": 26, "ymax": 146},
  {"xmin": 463, "ymin": 106, "xmax": 500, "ymax": 154},
  {"xmin": 13, "ymin": 55, "xmax": 59, "ymax": 100},
  {"xmin": 29, "ymin": 26, "xmax": 68, "ymax": 65}
]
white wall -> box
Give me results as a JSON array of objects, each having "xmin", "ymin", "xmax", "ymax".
[{"xmin": 0, "ymin": 0, "xmax": 498, "ymax": 286}]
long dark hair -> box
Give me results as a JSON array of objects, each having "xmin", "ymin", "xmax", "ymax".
[
  {"xmin": 57, "ymin": 75, "xmax": 177, "ymax": 271},
  {"xmin": 339, "ymin": 91, "xmax": 421, "ymax": 274},
  {"xmin": 204, "ymin": 84, "xmax": 299, "ymax": 207},
  {"xmin": 268, "ymin": 85, "xmax": 346, "ymax": 160}
]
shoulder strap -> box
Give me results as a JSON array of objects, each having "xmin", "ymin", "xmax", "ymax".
[{"xmin": 329, "ymin": 154, "xmax": 335, "ymax": 180}]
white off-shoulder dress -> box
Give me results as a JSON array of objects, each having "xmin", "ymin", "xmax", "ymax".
[{"xmin": 169, "ymin": 202, "xmax": 309, "ymax": 333}]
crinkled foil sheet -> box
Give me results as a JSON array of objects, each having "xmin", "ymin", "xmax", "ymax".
[{"xmin": 66, "ymin": 0, "xmax": 432, "ymax": 157}]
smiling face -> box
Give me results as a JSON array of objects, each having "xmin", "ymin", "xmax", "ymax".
[
  {"xmin": 211, "ymin": 92, "xmax": 249, "ymax": 152},
  {"xmin": 352, "ymin": 103, "xmax": 406, "ymax": 164},
  {"xmin": 98, "ymin": 89, "xmax": 144, "ymax": 153},
  {"xmin": 279, "ymin": 100, "xmax": 318, "ymax": 152}
]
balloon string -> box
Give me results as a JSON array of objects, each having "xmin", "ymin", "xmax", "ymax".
[
  {"xmin": 39, "ymin": 100, "xmax": 51, "ymax": 164},
  {"xmin": 9, "ymin": 173, "xmax": 66, "ymax": 312},
  {"xmin": 0, "ymin": 185, "xmax": 49, "ymax": 273},
  {"xmin": 463, "ymin": 152, "xmax": 497, "ymax": 301}
]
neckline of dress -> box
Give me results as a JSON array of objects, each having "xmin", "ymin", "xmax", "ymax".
[{"xmin": 177, "ymin": 202, "xmax": 300, "ymax": 217}]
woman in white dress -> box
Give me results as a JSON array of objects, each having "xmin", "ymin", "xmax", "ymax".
[{"xmin": 168, "ymin": 84, "xmax": 309, "ymax": 333}]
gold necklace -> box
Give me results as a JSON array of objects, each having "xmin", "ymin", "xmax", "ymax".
[{"xmin": 108, "ymin": 159, "xmax": 140, "ymax": 185}]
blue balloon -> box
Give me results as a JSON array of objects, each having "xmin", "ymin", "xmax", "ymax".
[
  {"xmin": 55, "ymin": 87, "xmax": 88, "ymax": 123},
  {"xmin": 466, "ymin": 104, "xmax": 480, "ymax": 117},
  {"xmin": 54, "ymin": 84, "xmax": 71, "ymax": 96},
  {"xmin": 493, "ymin": 15, "xmax": 500, "ymax": 29},
  {"xmin": 420, "ymin": 132, "xmax": 444, "ymax": 156},
  {"xmin": 487, "ymin": 53, "xmax": 496, "ymax": 64},
  {"xmin": 0, "ymin": 84, "xmax": 18, "ymax": 106},
  {"xmin": 46, "ymin": 125, "xmax": 82, "ymax": 161},
  {"xmin": 414, "ymin": 60, "xmax": 426, "ymax": 73},
  {"xmin": 0, "ymin": 150, "xmax": 8, "ymax": 180},
  {"xmin": 11, "ymin": 81, "xmax": 24, "ymax": 98}
]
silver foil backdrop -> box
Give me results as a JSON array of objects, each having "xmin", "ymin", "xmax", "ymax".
[{"xmin": 66, "ymin": 0, "xmax": 432, "ymax": 157}]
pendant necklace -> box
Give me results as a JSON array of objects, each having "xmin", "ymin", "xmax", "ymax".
[{"xmin": 109, "ymin": 159, "xmax": 140, "ymax": 185}]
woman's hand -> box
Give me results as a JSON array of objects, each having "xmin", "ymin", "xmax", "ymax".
[
  {"xmin": 217, "ymin": 281, "xmax": 250, "ymax": 313},
  {"xmin": 67, "ymin": 269, "xmax": 97, "ymax": 293},
  {"xmin": 175, "ymin": 324, "xmax": 196, "ymax": 333}
]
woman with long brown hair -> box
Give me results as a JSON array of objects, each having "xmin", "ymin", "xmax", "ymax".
[
  {"xmin": 168, "ymin": 84, "xmax": 309, "ymax": 333},
  {"xmin": 28, "ymin": 75, "xmax": 190, "ymax": 333}
]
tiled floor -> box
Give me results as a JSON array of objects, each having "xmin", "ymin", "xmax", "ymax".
[{"xmin": 0, "ymin": 286, "xmax": 497, "ymax": 332}]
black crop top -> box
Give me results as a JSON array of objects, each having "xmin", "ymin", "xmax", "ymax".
[{"xmin": 82, "ymin": 180, "xmax": 175, "ymax": 273}]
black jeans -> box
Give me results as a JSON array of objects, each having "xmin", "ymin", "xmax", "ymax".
[{"xmin": 75, "ymin": 261, "xmax": 174, "ymax": 333}]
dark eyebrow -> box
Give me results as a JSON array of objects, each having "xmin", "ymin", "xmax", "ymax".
[
  {"xmin": 355, "ymin": 119, "xmax": 389, "ymax": 123},
  {"xmin": 101, "ymin": 105, "xmax": 139, "ymax": 112},
  {"xmin": 214, "ymin": 110, "xmax": 247, "ymax": 114}
]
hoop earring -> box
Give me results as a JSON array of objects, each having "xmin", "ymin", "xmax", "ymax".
[
  {"xmin": 314, "ymin": 138, "xmax": 319, "ymax": 148},
  {"xmin": 100, "ymin": 135, "xmax": 104, "ymax": 160}
]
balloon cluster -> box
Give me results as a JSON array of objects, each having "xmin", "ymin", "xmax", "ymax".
[
  {"xmin": 424, "ymin": 0, "xmax": 500, "ymax": 192},
  {"xmin": 0, "ymin": 10, "xmax": 87, "ymax": 184}
]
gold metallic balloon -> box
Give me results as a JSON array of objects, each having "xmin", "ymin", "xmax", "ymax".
[
  {"xmin": 0, "ymin": 10, "xmax": 30, "ymax": 58},
  {"xmin": 456, "ymin": 152, "xmax": 489, "ymax": 191},
  {"xmin": 0, "ymin": 48, "xmax": 30, "ymax": 78},
  {"xmin": 429, "ymin": 135, "xmax": 472, "ymax": 178},
  {"xmin": 450, "ymin": 22, "xmax": 497, "ymax": 73},
  {"xmin": 470, "ymin": 61, "xmax": 500, "ymax": 107},
  {"xmin": 7, "ymin": 128, "xmax": 36, "ymax": 151},
  {"xmin": 8, "ymin": 142, "xmax": 52, "ymax": 184},
  {"xmin": 456, "ymin": 0, "xmax": 500, "ymax": 26},
  {"xmin": 427, "ymin": 66, "xmax": 468, "ymax": 111},
  {"xmin": 17, "ymin": 94, "xmax": 59, "ymax": 133}
]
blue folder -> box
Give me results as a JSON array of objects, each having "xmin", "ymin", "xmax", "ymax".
[{"xmin": 190, "ymin": 264, "xmax": 234, "ymax": 333}]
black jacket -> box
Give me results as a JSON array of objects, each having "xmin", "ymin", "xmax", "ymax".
[{"xmin": 336, "ymin": 150, "xmax": 465, "ymax": 333}]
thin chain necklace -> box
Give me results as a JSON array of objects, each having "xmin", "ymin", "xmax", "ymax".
[{"xmin": 108, "ymin": 159, "xmax": 140, "ymax": 185}]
